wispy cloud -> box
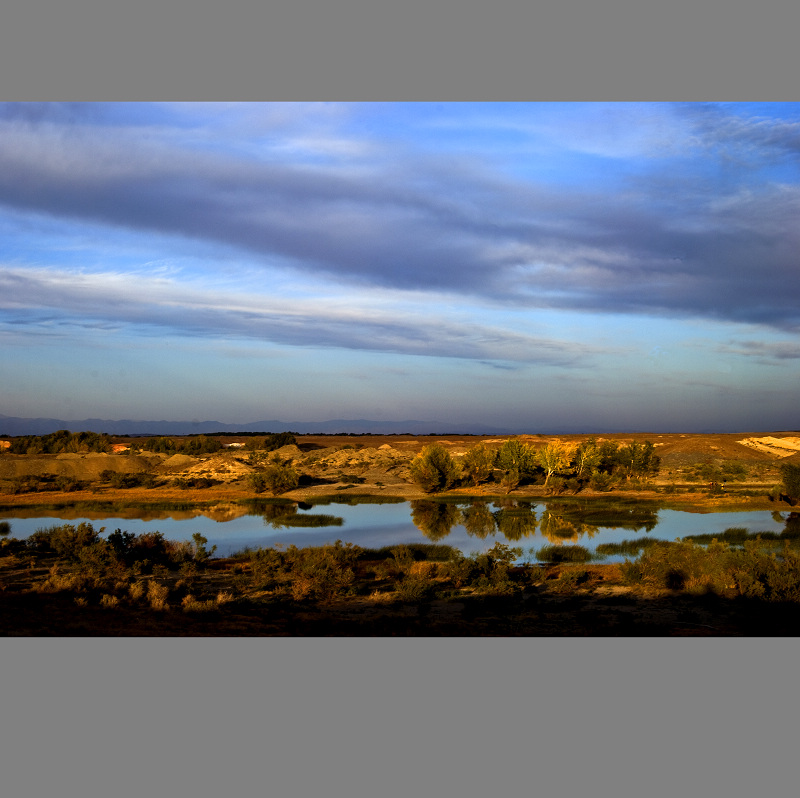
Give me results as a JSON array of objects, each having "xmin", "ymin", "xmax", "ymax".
[
  {"xmin": 0, "ymin": 266, "xmax": 603, "ymax": 365},
  {"xmin": 717, "ymin": 339, "xmax": 800, "ymax": 364}
]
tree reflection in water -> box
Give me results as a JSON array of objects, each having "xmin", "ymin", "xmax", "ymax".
[
  {"xmin": 261, "ymin": 502, "xmax": 298, "ymax": 526},
  {"xmin": 411, "ymin": 499, "xmax": 539, "ymax": 542},
  {"xmin": 492, "ymin": 502, "xmax": 537, "ymax": 541},
  {"xmin": 410, "ymin": 501, "xmax": 462, "ymax": 541},
  {"xmin": 539, "ymin": 510, "xmax": 588, "ymax": 543},
  {"xmin": 461, "ymin": 502, "xmax": 496, "ymax": 539},
  {"xmin": 406, "ymin": 498, "xmax": 663, "ymax": 546},
  {"xmin": 545, "ymin": 500, "xmax": 659, "ymax": 533}
]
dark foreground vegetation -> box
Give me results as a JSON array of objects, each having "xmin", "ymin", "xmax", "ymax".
[{"xmin": 3, "ymin": 519, "xmax": 800, "ymax": 636}]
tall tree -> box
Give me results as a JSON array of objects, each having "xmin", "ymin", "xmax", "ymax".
[
  {"xmin": 538, "ymin": 440, "xmax": 575, "ymax": 487},
  {"xmin": 574, "ymin": 437, "xmax": 602, "ymax": 479}
]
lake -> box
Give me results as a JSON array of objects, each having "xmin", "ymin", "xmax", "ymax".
[{"xmin": 1, "ymin": 498, "xmax": 794, "ymax": 563}]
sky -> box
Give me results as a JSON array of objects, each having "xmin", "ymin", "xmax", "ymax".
[{"xmin": 1, "ymin": 101, "xmax": 799, "ymax": 432}]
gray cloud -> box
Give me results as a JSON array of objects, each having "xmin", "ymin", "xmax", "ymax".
[
  {"xmin": 0, "ymin": 267, "xmax": 600, "ymax": 366},
  {"xmin": 717, "ymin": 340, "xmax": 800, "ymax": 364},
  {"xmin": 0, "ymin": 104, "xmax": 799, "ymax": 334}
]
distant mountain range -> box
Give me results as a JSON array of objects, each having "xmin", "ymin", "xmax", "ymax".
[
  {"xmin": 0, "ymin": 414, "xmax": 520, "ymax": 437},
  {"xmin": 1, "ymin": 414, "xmax": 735, "ymax": 437}
]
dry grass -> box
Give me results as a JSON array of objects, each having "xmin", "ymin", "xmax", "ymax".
[{"xmin": 147, "ymin": 580, "xmax": 169, "ymax": 611}]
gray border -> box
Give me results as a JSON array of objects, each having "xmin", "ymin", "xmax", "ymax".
[
  {"xmin": 1, "ymin": 2, "xmax": 799, "ymax": 99},
  {"xmin": 2, "ymin": 2, "xmax": 799, "ymax": 796}
]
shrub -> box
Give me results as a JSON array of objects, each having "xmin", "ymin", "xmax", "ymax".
[
  {"xmin": 409, "ymin": 444, "xmax": 460, "ymax": 493},
  {"xmin": 781, "ymin": 464, "xmax": 800, "ymax": 503},
  {"xmin": 283, "ymin": 541, "xmax": 362, "ymax": 602},
  {"xmin": 472, "ymin": 541, "xmax": 523, "ymax": 587},
  {"xmin": 440, "ymin": 554, "xmax": 474, "ymax": 588},
  {"xmin": 190, "ymin": 532, "xmax": 217, "ymax": 563},
  {"xmin": 389, "ymin": 544, "xmax": 415, "ymax": 573},
  {"xmin": 9, "ymin": 476, "xmax": 40, "ymax": 494},
  {"xmin": 128, "ymin": 581, "xmax": 146, "ymax": 601},
  {"xmin": 181, "ymin": 594, "xmax": 218, "ymax": 613},
  {"xmin": 147, "ymin": 580, "xmax": 170, "ymax": 611},
  {"xmin": 55, "ymin": 476, "xmax": 86, "ymax": 492},
  {"xmin": 394, "ymin": 575, "xmax": 438, "ymax": 602},
  {"xmin": 247, "ymin": 547, "xmax": 285, "ymax": 588},
  {"xmin": 409, "ymin": 560, "xmax": 439, "ymax": 579},
  {"xmin": 548, "ymin": 568, "xmax": 589, "ymax": 593},
  {"xmin": 108, "ymin": 529, "xmax": 175, "ymax": 569},
  {"xmin": 27, "ymin": 523, "xmax": 104, "ymax": 560},
  {"xmin": 535, "ymin": 544, "xmax": 593, "ymax": 564},
  {"xmin": 105, "ymin": 472, "xmax": 157, "ymax": 489},
  {"xmin": 251, "ymin": 457, "xmax": 300, "ymax": 495},
  {"xmin": 589, "ymin": 472, "xmax": 614, "ymax": 492},
  {"xmin": 461, "ymin": 443, "xmax": 495, "ymax": 486}
]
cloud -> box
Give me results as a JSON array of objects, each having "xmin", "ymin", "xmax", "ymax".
[
  {"xmin": 0, "ymin": 266, "xmax": 602, "ymax": 366},
  {"xmin": 0, "ymin": 103, "xmax": 799, "ymax": 335},
  {"xmin": 679, "ymin": 103, "xmax": 800, "ymax": 162},
  {"xmin": 717, "ymin": 339, "xmax": 800, "ymax": 364}
]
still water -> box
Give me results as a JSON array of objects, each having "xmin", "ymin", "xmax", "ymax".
[{"xmin": 1, "ymin": 498, "xmax": 793, "ymax": 563}]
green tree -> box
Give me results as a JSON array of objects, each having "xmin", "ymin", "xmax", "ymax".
[
  {"xmin": 538, "ymin": 440, "xmax": 575, "ymax": 487},
  {"xmin": 574, "ymin": 437, "xmax": 602, "ymax": 479},
  {"xmin": 496, "ymin": 439, "xmax": 537, "ymax": 492},
  {"xmin": 781, "ymin": 463, "xmax": 800, "ymax": 503},
  {"xmin": 409, "ymin": 444, "xmax": 460, "ymax": 493},
  {"xmin": 616, "ymin": 440, "xmax": 660, "ymax": 481},
  {"xmin": 461, "ymin": 443, "xmax": 494, "ymax": 486},
  {"xmin": 496, "ymin": 439, "xmax": 536, "ymax": 477}
]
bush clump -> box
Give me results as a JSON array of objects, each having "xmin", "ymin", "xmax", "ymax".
[
  {"xmin": 620, "ymin": 538, "xmax": 800, "ymax": 600},
  {"xmin": 249, "ymin": 456, "xmax": 300, "ymax": 495},
  {"xmin": 409, "ymin": 444, "xmax": 460, "ymax": 493},
  {"xmin": 535, "ymin": 544, "xmax": 593, "ymax": 564}
]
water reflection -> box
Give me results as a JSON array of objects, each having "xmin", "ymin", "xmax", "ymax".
[
  {"xmin": 538, "ymin": 510, "xmax": 598, "ymax": 543},
  {"xmin": 261, "ymin": 502, "xmax": 298, "ymax": 524},
  {"xmin": 408, "ymin": 499, "xmax": 661, "ymax": 546},
  {"xmin": 410, "ymin": 499, "xmax": 539, "ymax": 542},
  {"xmin": 492, "ymin": 503, "xmax": 537, "ymax": 541},
  {"xmin": 545, "ymin": 500, "xmax": 659, "ymax": 532},
  {"xmin": 461, "ymin": 502, "xmax": 496, "ymax": 539},
  {"xmin": 410, "ymin": 501, "xmax": 462, "ymax": 541},
  {"xmin": 2, "ymin": 499, "xmax": 794, "ymax": 563}
]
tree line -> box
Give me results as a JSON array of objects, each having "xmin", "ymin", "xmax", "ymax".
[
  {"xmin": 410, "ymin": 437, "xmax": 661, "ymax": 494},
  {"xmin": 3, "ymin": 430, "xmax": 113, "ymax": 454}
]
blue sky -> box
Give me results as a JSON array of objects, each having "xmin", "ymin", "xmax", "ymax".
[{"xmin": 1, "ymin": 101, "xmax": 799, "ymax": 431}]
